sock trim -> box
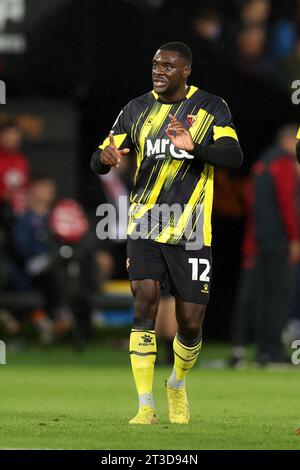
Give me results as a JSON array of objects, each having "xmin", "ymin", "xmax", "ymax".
[
  {"xmin": 131, "ymin": 329, "xmax": 155, "ymax": 335},
  {"xmin": 133, "ymin": 318, "xmax": 155, "ymax": 330},
  {"xmin": 174, "ymin": 350, "xmax": 199, "ymax": 363},
  {"xmin": 130, "ymin": 351, "xmax": 157, "ymax": 356},
  {"xmin": 176, "ymin": 335, "xmax": 202, "ymax": 351}
]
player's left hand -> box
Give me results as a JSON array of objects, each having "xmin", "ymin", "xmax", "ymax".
[{"xmin": 166, "ymin": 114, "xmax": 194, "ymax": 152}]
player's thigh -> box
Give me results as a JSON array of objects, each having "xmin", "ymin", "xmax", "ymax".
[
  {"xmin": 126, "ymin": 237, "xmax": 167, "ymax": 283},
  {"xmin": 127, "ymin": 238, "xmax": 167, "ymax": 320},
  {"xmin": 162, "ymin": 244, "xmax": 212, "ymax": 305}
]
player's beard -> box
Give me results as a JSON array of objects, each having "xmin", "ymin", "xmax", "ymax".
[{"xmin": 156, "ymin": 80, "xmax": 181, "ymax": 98}]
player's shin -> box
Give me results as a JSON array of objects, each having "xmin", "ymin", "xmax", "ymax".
[
  {"xmin": 129, "ymin": 320, "xmax": 157, "ymax": 410},
  {"xmin": 168, "ymin": 332, "xmax": 202, "ymax": 389}
]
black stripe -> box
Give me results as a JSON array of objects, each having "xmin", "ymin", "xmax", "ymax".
[
  {"xmin": 175, "ymin": 337, "xmax": 202, "ymax": 352},
  {"xmin": 174, "ymin": 351, "xmax": 199, "ymax": 363},
  {"xmin": 131, "ymin": 330, "xmax": 155, "ymax": 335},
  {"xmin": 130, "ymin": 351, "xmax": 157, "ymax": 356}
]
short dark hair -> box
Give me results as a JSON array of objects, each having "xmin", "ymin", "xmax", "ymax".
[
  {"xmin": 157, "ymin": 42, "xmax": 192, "ymax": 65},
  {"xmin": 31, "ymin": 173, "xmax": 55, "ymax": 185},
  {"xmin": 0, "ymin": 118, "xmax": 19, "ymax": 134}
]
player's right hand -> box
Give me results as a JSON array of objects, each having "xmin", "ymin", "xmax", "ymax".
[{"xmin": 100, "ymin": 133, "xmax": 130, "ymax": 168}]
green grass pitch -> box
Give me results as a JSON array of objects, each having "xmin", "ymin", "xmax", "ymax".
[{"xmin": 0, "ymin": 343, "xmax": 299, "ymax": 450}]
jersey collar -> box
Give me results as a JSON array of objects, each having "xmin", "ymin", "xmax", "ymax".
[{"xmin": 151, "ymin": 85, "xmax": 198, "ymax": 103}]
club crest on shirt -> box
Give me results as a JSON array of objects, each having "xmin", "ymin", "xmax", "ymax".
[{"xmin": 186, "ymin": 114, "xmax": 198, "ymax": 128}]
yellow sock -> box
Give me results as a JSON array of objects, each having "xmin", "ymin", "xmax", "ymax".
[
  {"xmin": 129, "ymin": 329, "xmax": 157, "ymax": 404},
  {"xmin": 171, "ymin": 333, "xmax": 202, "ymax": 384}
]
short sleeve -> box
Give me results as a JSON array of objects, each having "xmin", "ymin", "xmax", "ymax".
[
  {"xmin": 98, "ymin": 103, "xmax": 133, "ymax": 150},
  {"xmin": 212, "ymin": 98, "xmax": 239, "ymax": 142}
]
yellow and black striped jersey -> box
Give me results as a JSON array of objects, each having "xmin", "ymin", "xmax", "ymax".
[
  {"xmin": 297, "ymin": 127, "xmax": 300, "ymax": 139},
  {"xmin": 99, "ymin": 85, "xmax": 238, "ymax": 248}
]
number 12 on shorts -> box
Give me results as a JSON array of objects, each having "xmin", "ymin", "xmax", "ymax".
[{"xmin": 188, "ymin": 258, "xmax": 211, "ymax": 281}]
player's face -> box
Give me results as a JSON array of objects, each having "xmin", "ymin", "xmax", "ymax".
[{"xmin": 152, "ymin": 50, "xmax": 190, "ymax": 96}]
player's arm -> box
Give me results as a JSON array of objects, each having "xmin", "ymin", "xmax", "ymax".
[
  {"xmin": 91, "ymin": 133, "xmax": 130, "ymax": 174},
  {"xmin": 296, "ymin": 127, "xmax": 300, "ymax": 163},
  {"xmin": 91, "ymin": 106, "xmax": 132, "ymax": 175},
  {"xmin": 193, "ymin": 136, "xmax": 243, "ymax": 169},
  {"xmin": 166, "ymin": 99, "xmax": 243, "ymax": 169}
]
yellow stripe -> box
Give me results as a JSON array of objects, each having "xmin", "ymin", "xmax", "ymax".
[
  {"xmin": 133, "ymin": 103, "xmax": 173, "ymax": 204},
  {"xmin": 187, "ymin": 204, "xmax": 203, "ymax": 241},
  {"xmin": 147, "ymin": 160, "xmax": 172, "ymax": 205},
  {"xmin": 155, "ymin": 170, "xmax": 206, "ymax": 243},
  {"xmin": 213, "ymin": 126, "xmax": 238, "ymax": 141},
  {"xmin": 131, "ymin": 110, "xmax": 145, "ymax": 150},
  {"xmin": 189, "ymin": 109, "xmax": 213, "ymax": 141},
  {"xmin": 154, "ymin": 219, "xmax": 174, "ymax": 243},
  {"xmin": 147, "ymin": 221, "xmax": 160, "ymax": 239},
  {"xmin": 99, "ymin": 133, "xmax": 127, "ymax": 150},
  {"xmin": 163, "ymin": 160, "xmax": 184, "ymax": 191},
  {"xmin": 203, "ymin": 164, "xmax": 214, "ymax": 246},
  {"xmin": 134, "ymin": 101, "xmax": 182, "ymax": 197},
  {"xmin": 297, "ymin": 127, "xmax": 300, "ymax": 139},
  {"xmin": 186, "ymin": 85, "xmax": 198, "ymax": 99},
  {"xmin": 196, "ymin": 114, "xmax": 215, "ymax": 144},
  {"xmin": 138, "ymin": 163, "xmax": 157, "ymax": 203},
  {"xmin": 128, "ymin": 161, "xmax": 172, "ymax": 234},
  {"xmin": 151, "ymin": 104, "xmax": 172, "ymax": 136},
  {"xmin": 127, "ymin": 202, "xmax": 151, "ymax": 235},
  {"xmin": 134, "ymin": 103, "xmax": 160, "ymax": 185},
  {"xmin": 181, "ymin": 163, "xmax": 190, "ymax": 181}
]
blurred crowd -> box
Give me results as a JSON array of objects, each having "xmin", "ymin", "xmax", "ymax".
[
  {"xmin": 186, "ymin": 0, "xmax": 300, "ymax": 91},
  {"xmin": 229, "ymin": 124, "xmax": 300, "ymax": 366},
  {"xmin": 0, "ymin": 120, "xmax": 123, "ymax": 348}
]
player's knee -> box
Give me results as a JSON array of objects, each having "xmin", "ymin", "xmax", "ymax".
[
  {"xmin": 178, "ymin": 327, "xmax": 202, "ymax": 345},
  {"xmin": 131, "ymin": 280, "xmax": 159, "ymax": 318},
  {"xmin": 133, "ymin": 317, "xmax": 155, "ymax": 330}
]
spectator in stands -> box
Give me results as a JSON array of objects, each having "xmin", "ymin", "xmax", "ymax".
[
  {"xmin": 0, "ymin": 221, "xmax": 21, "ymax": 336},
  {"xmin": 193, "ymin": 5, "xmax": 223, "ymax": 44},
  {"xmin": 11, "ymin": 175, "xmax": 60, "ymax": 344},
  {"xmin": 0, "ymin": 119, "xmax": 29, "ymax": 215},
  {"xmin": 87, "ymin": 154, "xmax": 132, "ymax": 279},
  {"xmin": 235, "ymin": 23, "xmax": 276, "ymax": 80},
  {"xmin": 253, "ymin": 124, "xmax": 300, "ymax": 365},
  {"xmin": 282, "ymin": 127, "xmax": 300, "ymax": 346},
  {"xmin": 228, "ymin": 175, "xmax": 259, "ymax": 367},
  {"xmin": 271, "ymin": 1, "xmax": 298, "ymax": 60},
  {"xmin": 240, "ymin": 0, "xmax": 271, "ymax": 27},
  {"xmin": 187, "ymin": 5, "xmax": 230, "ymax": 94},
  {"xmin": 280, "ymin": 33, "xmax": 300, "ymax": 90}
]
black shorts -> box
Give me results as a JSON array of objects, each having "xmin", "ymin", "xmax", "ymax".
[{"xmin": 126, "ymin": 238, "xmax": 212, "ymax": 304}]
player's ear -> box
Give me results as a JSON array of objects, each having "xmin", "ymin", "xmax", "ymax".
[{"xmin": 183, "ymin": 65, "xmax": 191, "ymax": 79}]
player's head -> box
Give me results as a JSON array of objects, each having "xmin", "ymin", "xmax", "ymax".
[
  {"xmin": 0, "ymin": 119, "xmax": 23, "ymax": 152},
  {"xmin": 276, "ymin": 123, "xmax": 298, "ymax": 157},
  {"xmin": 29, "ymin": 173, "xmax": 56, "ymax": 209},
  {"xmin": 152, "ymin": 42, "xmax": 192, "ymax": 96}
]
